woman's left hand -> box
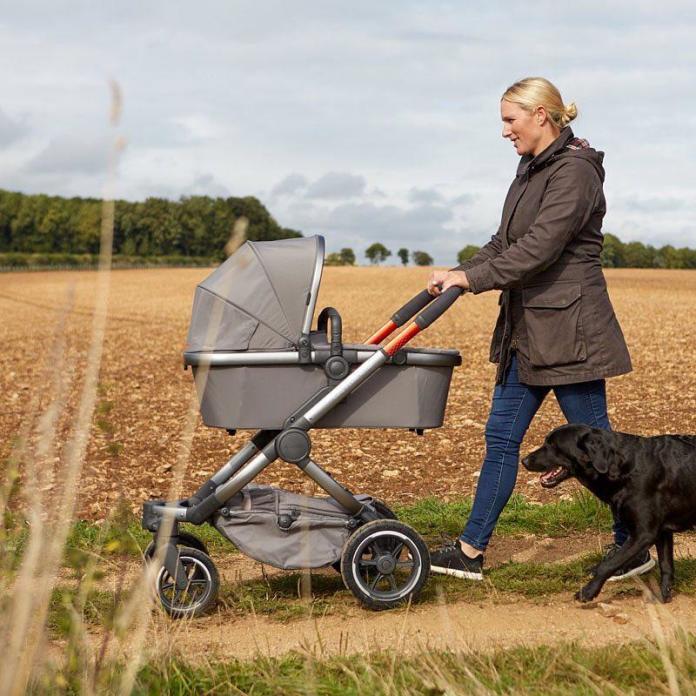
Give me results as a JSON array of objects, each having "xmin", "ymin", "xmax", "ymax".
[{"xmin": 427, "ymin": 270, "xmax": 470, "ymax": 296}]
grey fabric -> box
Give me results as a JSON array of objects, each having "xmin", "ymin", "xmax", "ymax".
[
  {"xmin": 187, "ymin": 236, "xmax": 321, "ymax": 352},
  {"xmin": 193, "ymin": 360, "xmax": 455, "ymax": 429},
  {"xmin": 212, "ymin": 485, "xmax": 372, "ymax": 570}
]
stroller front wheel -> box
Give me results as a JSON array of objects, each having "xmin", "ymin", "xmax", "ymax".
[
  {"xmin": 144, "ymin": 530, "xmax": 209, "ymax": 561},
  {"xmin": 153, "ymin": 546, "xmax": 219, "ymax": 618},
  {"xmin": 341, "ymin": 520, "xmax": 430, "ymax": 610}
]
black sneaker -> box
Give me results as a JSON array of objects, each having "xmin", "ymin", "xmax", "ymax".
[
  {"xmin": 596, "ymin": 543, "xmax": 656, "ymax": 582},
  {"xmin": 429, "ymin": 541, "xmax": 484, "ymax": 581}
]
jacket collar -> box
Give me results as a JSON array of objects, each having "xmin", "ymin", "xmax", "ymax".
[{"xmin": 516, "ymin": 127, "xmax": 575, "ymax": 179}]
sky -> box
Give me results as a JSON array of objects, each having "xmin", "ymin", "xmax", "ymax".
[{"xmin": 0, "ymin": 1, "xmax": 695, "ymax": 264}]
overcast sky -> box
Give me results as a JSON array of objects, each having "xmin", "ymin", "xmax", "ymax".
[{"xmin": 1, "ymin": 1, "xmax": 695, "ymax": 263}]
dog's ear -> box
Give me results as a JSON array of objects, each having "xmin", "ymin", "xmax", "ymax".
[{"xmin": 578, "ymin": 429, "xmax": 625, "ymax": 479}]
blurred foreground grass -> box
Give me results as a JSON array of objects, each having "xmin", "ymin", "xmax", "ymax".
[{"xmin": 33, "ymin": 635, "xmax": 696, "ymax": 695}]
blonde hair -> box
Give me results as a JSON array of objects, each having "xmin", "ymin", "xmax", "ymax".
[{"xmin": 502, "ymin": 77, "xmax": 577, "ymax": 129}]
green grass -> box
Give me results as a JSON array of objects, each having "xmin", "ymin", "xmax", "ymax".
[
  {"xmin": 397, "ymin": 490, "xmax": 613, "ymax": 541},
  {"xmin": 34, "ymin": 635, "xmax": 696, "ymax": 695},
  {"xmin": 19, "ymin": 492, "xmax": 612, "ymax": 564}
]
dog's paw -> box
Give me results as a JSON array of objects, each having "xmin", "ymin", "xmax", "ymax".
[
  {"xmin": 660, "ymin": 585, "xmax": 673, "ymax": 604},
  {"xmin": 575, "ymin": 583, "xmax": 599, "ymax": 603}
]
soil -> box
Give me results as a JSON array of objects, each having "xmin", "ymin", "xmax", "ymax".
[{"xmin": 2, "ymin": 267, "xmax": 695, "ymax": 519}]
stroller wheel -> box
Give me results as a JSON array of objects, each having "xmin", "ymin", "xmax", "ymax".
[
  {"xmin": 341, "ymin": 520, "xmax": 429, "ymax": 611},
  {"xmin": 154, "ymin": 546, "xmax": 219, "ymax": 619},
  {"xmin": 330, "ymin": 499, "xmax": 397, "ymax": 574},
  {"xmin": 144, "ymin": 531, "xmax": 209, "ymax": 560},
  {"xmin": 372, "ymin": 498, "xmax": 397, "ymax": 520}
]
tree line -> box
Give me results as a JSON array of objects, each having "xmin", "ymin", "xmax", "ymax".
[
  {"xmin": 458, "ymin": 235, "xmax": 696, "ymax": 269},
  {"xmin": 326, "ymin": 244, "xmax": 434, "ymax": 266},
  {"xmin": 0, "ymin": 188, "xmax": 300, "ymax": 259}
]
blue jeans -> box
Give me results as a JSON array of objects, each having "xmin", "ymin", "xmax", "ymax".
[{"xmin": 460, "ymin": 354, "xmax": 628, "ymax": 551}]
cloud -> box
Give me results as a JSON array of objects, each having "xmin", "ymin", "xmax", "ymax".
[
  {"xmin": 1, "ymin": 2, "xmax": 695, "ymax": 250},
  {"xmin": 170, "ymin": 114, "xmax": 223, "ymax": 143},
  {"xmin": 182, "ymin": 173, "xmax": 230, "ymax": 198},
  {"xmin": 305, "ymin": 172, "xmax": 366, "ymax": 199},
  {"xmin": 271, "ymin": 173, "xmax": 308, "ymax": 197},
  {"xmin": 23, "ymin": 135, "xmax": 114, "ymax": 175},
  {"xmin": 0, "ymin": 108, "xmax": 28, "ymax": 148},
  {"xmin": 408, "ymin": 187, "xmax": 444, "ymax": 205}
]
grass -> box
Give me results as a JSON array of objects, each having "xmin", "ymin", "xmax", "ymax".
[
  {"xmin": 2, "ymin": 491, "xmax": 612, "ymax": 565},
  {"xmin": 44, "ymin": 553, "xmax": 688, "ymax": 632},
  {"xmin": 32, "ymin": 634, "xmax": 696, "ymax": 695},
  {"xmin": 396, "ymin": 490, "xmax": 613, "ymax": 541}
]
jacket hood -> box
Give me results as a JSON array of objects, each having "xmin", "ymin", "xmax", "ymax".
[{"xmin": 516, "ymin": 127, "xmax": 605, "ymax": 183}]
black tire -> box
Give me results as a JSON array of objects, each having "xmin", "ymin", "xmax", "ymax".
[
  {"xmin": 341, "ymin": 519, "xmax": 429, "ymax": 610},
  {"xmin": 373, "ymin": 499, "xmax": 397, "ymax": 520},
  {"xmin": 330, "ymin": 499, "xmax": 398, "ymax": 574},
  {"xmin": 153, "ymin": 546, "xmax": 219, "ymax": 619},
  {"xmin": 144, "ymin": 531, "xmax": 209, "ymax": 560}
]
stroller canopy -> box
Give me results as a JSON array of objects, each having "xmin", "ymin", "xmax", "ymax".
[{"xmin": 187, "ymin": 236, "xmax": 324, "ymax": 352}]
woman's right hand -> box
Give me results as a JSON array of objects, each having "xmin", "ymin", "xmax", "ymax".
[
  {"xmin": 427, "ymin": 270, "xmax": 450, "ymax": 296},
  {"xmin": 427, "ymin": 269, "xmax": 469, "ymax": 295}
]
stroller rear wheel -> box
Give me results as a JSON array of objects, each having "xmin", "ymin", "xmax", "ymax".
[
  {"xmin": 341, "ymin": 519, "xmax": 429, "ymax": 610},
  {"xmin": 153, "ymin": 546, "xmax": 219, "ymax": 618},
  {"xmin": 331, "ymin": 499, "xmax": 397, "ymax": 574}
]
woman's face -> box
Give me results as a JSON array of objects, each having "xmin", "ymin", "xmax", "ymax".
[{"xmin": 500, "ymin": 100, "xmax": 542, "ymax": 156}]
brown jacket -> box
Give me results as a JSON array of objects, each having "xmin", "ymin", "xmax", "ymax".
[{"xmin": 458, "ymin": 127, "xmax": 632, "ymax": 386}]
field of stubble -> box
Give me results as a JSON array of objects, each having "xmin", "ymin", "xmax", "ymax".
[{"xmin": 1, "ymin": 266, "xmax": 695, "ymax": 519}]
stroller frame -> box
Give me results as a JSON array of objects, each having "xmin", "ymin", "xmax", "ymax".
[{"xmin": 143, "ymin": 240, "xmax": 463, "ymax": 614}]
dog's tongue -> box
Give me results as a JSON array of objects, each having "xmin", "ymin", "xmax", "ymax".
[{"xmin": 541, "ymin": 467, "xmax": 563, "ymax": 484}]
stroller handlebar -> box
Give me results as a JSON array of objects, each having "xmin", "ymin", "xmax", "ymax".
[
  {"xmin": 415, "ymin": 286, "xmax": 465, "ymax": 329},
  {"xmin": 381, "ymin": 286, "xmax": 465, "ymax": 356},
  {"xmin": 391, "ymin": 289, "xmax": 434, "ymax": 327},
  {"xmin": 365, "ymin": 289, "xmax": 434, "ymax": 345}
]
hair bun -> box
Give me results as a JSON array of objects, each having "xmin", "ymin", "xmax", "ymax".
[{"xmin": 562, "ymin": 102, "xmax": 578, "ymax": 126}]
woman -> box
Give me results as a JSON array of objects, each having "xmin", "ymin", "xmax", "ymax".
[{"xmin": 427, "ymin": 77, "xmax": 652, "ymax": 582}]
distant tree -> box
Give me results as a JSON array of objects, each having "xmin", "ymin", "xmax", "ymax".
[
  {"xmin": 623, "ymin": 241, "xmax": 656, "ymax": 268},
  {"xmin": 325, "ymin": 252, "xmax": 345, "ymax": 266},
  {"xmin": 339, "ymin": 247, "xmax": 355, "ymax": 265},
  {"xmin": 600, "ymin": 233, "xmax": 624, "ymax": 268},
  {"xmin": 365, "ymin": 242, "xmax": 391, "ymax": 265},
  {"xmin": 412, "ymin": 250, "xmax": 433, "ymax": 266},
  {"xmin": 397, "ymin": 248, "xmax": 409, "ymax": 266},
  {"xmin": 655, "ymin": 245, "xmax": 685, "ymax": 269},
  {"xmin": 325, "ymin": 248, "xmax": 356, "ymax": 266},
  {"xmin": 457, "ymin": 245, "xmax": 481, "ymax": 265}
]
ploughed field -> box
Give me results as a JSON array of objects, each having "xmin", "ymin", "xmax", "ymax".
[{"xmin": 2, "ymin": 267, "xmax": 695, "ymax": 519}]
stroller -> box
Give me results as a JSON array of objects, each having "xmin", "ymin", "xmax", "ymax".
[{"xmin": 142, "ymin": 235, "xmax": 462, "ymax": 616}]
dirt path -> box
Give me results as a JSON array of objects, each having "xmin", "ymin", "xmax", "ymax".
[
  {"xmin": 157, "ymin": 593, "xmax": 696, "ymax": 661},
  {"xmin": 66, "ymin": 533, "xmax": 696, "ymax": 663}
]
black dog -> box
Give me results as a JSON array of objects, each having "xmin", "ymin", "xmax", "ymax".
[{"xmin": 522, "ymin": 424, "xmax": 696, "ymax": 603}]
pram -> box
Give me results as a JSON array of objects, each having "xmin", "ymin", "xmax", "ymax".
[{"xmin": 142, "ymin": 235, "xmax": 462, "ymax": 616}]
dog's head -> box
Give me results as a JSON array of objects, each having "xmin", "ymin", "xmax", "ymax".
[{"xmin": 522, "ymin": 424, "xmax": 628, "ymax": 489}]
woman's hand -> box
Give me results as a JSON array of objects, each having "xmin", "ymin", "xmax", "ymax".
[{"xmin": 427, "ymin": 270, "xmax": 470, "ymax": 296}]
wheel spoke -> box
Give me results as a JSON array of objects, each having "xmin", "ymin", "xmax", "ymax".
[
  {"xmin": 390, "ymin": 542, "xmax": 405, "ymax": 561},
  {"xmin": 396, "ymin": 560, "xmax": 414, "ymax": 569},
  {"xmin": 388, "ymin": 574, "xmax": 398, "ymax": 591},
  {"xmin": 369, "ymin": 573, "xmax": 384, "ymax": 591}
]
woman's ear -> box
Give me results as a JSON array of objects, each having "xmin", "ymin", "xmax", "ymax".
[{"xmin": 535, "ymin": 105, "xmax": 548, "ymax": 127}]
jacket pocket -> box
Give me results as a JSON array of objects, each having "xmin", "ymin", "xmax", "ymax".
[{"xmin": 522, "ymin": 282, "xmax": 587, "ymax": 367}]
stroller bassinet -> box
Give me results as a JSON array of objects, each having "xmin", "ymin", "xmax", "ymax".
[{"xmin": 184, "ymin": 236, "xmax": 460, "ymax": 429}]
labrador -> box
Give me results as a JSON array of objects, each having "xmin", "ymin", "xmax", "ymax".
[{"xmin": 522, "ymin": 424, "xmax": 696, "ymax": 603}]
